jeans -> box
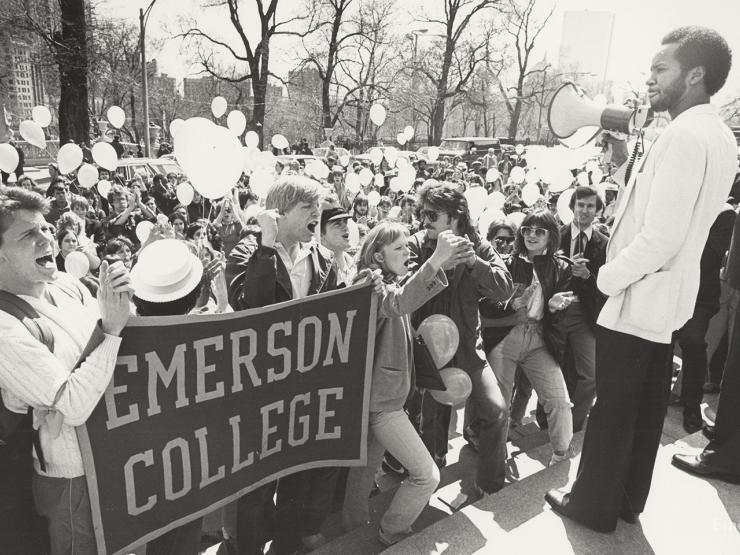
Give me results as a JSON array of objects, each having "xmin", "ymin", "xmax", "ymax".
[
  {"xmin": 343, "ymin": 410, "xmax": 439, "ymax": 535},
  {"xmin": 489, "ymin": 321, "xmax": 573, "ymax": 453},
  {"xmin": 32, "ymin": 475, "xmax": 96, "ymax": 555},
  {"xmin": 409, "ymin": 364, "xmax": 508, "ymax": 493}
]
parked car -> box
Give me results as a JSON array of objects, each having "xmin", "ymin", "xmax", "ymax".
[
  {"xmin": 113, "ymin": 157, "xmax": 184, "ymax": 183},
  {"xmin": 437, "ymin": 137, "xmax": 502, "ymax": 162},
  {"xmin": 311, "ymin": 146, "xmax": 351, "ymax": 161}
]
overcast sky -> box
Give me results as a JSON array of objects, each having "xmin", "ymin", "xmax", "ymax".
[{"xmin": 102, "ymin": 0, "xmax": 740, "ymax": 104}]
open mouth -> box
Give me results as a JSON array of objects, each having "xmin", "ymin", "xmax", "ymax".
[
  {"xmin": 35, "ymin": 254, "xmax": 55, "ymax": 268},
  {"xmin": 307, "ymin": 221, "xmax": 318, "ymax": 233},
  {"xmin": 342, "ymin": 233, "xmax": 349, "ymax": 240}
]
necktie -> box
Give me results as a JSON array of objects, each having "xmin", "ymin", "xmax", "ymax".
[{"xmin": 577, "ymin": 231, "xmax": 587, "ymax": 257}]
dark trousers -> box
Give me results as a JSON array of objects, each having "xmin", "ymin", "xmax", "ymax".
[
  {"xmin": 567, "ymin": 325, "xmax": 673, "ymax": 531},
  {"xmin": 236, "ymin": 467, "xmax": 339, "ymax": 555},
  {"xmin": 677, "ymin": 305, "xmax": 716, "ymax": 409},
  {"xmin": 713, "ymin": 303, "xmax": 740, "ymax": 445},
  {"xmin": 408, "ymin": 390, "xmax": 451, "ymax": 468},
  {"xmin": 146, "ymin": 517, "xmax": 203, "ymax": 555}
]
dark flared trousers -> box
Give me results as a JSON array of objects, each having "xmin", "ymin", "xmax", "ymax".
[{"xmin": 566, "ymin": 325, "xmax": 673, "ymax": 531}]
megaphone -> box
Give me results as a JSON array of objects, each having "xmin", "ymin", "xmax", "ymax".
[{"xmin": 548, "ymin": 81, "xmax": 653, "ymax": 145}]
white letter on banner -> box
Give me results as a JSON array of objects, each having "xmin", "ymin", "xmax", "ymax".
[
  {"xmin": 194, "ymin": 427, "xmax": 226, "ymax": 489},
  {"xmin": 260, "ymin": 400, "xmax": 284, "ymax": 458},
  {"xmin": 229, "ymin": 415, "xmax": 254, "ymax": 472},
  {"xmin": 146, "ymin": 344, "xmax": 189, "ymax": 417},
  {"xmin": 194, "ymin": 336, "xmax": 225, "ymax": 404},
  {"xmin": 288, "ymin": 393, "xmax": 311, "ymax": 447},
  {"xmin": 123, "ymin": 450, "xmax": 156, "ymax": 516},
  {"xmin": 163, "ymin": 438, "xmax": 192, "ymax": 500},
  {"xmin": 317, "ymin": 387, "xmax": 343, "ymax": 440},
  {"xmin": 296, "ymin": 316, "xmax": 322, "ymax": 373},
  {"xmin": 322, "ymin": 311, "xmax": 356, "ymax": 366},
  {"xmin": 105, "ymin": 355, "xmax": 140, "ymax": 430},
  {"xmin": 266, "ymin": 322, "xmax": 292, "ymax": 383},
  {"xmin": 230, "ymin": 329, "xmax": 261, "ymax": 392}
]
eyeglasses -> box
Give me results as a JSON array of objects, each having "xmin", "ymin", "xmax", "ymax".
[
  {"xmin": 420, "ymin": 209, "xmax": 443, "ymax": 222},
  {"xmin": 494, "ymin": 236, "xmax": 515, "ymax": 244},
  {"xmin": 54, "ymin": 188, "xmax": 69, "ymax": 194},
  {"xmin": 520, "ymin": 226, "xmax": 548, "ymax": 238}
]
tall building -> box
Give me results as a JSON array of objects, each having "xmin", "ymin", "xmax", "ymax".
[{"xmin": 558, "ymin": 10, "xmax": 615, "ymax": 89}]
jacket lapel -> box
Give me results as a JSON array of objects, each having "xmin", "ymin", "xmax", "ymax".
[{"xmin": 274, "ymin": 255, "xmax": 294, "ymax": 299}]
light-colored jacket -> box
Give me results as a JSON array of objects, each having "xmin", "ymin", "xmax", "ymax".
[
  {"xmin": 369, "ymin": 261, "xmax": 447, "ymax": 413},
  {"xmin": 597, "ymin": 104, "xmax": 737, "ymax": 343}
]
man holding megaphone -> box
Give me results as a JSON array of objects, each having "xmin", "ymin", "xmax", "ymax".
[{"xmin": 545, "ymin": 26, "xmax": 737, "ymax": 533}]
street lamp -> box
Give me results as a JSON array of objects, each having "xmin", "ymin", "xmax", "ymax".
[{"xmin": 140, "ymin": 0, "xmax": 158, "ymax": 158}]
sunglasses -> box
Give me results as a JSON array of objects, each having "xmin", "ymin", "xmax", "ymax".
[
  {"xmin": 520, "ymin": 226, "xmax": 548, "ymax": 238},
  {"xmin": 494, "ymin": 236, "xmax": 515, "ymax": 244},
  {"xmin": 420, "ymin": 209, "xmax": 444, "ymax": 222}
]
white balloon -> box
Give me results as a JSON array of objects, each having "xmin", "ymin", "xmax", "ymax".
[
  {"xmin": 176, "ymin": 182, "xmax": 194, "ymax": 205},
  {"xmin": 585, "ymin": 160, "xmax": 600, "ymax": 174},
  {"xmin": 389, "ymin": 177, "xmax": 402, "ymax": 192},
  {"xmin": 257, "ymin": 150, "xmax": 277, "ymax": 170},
  {"xmin": 169, "ymin": 118, "xmax": 185, "ymax": 139},
  {"xmin": 271, "ymin": 134, "xmax": 289, "ymax": 150},
  {"xmin": 6, "ymin": 173, "xmax": 16, "ymax": 183},
  {"xmin": 305, "ymin": 160, "xmax": 329, "ymax": 181},
  {"xmin": 0, "ymin": 144, "xmax": 19, "ymax": 173},
  {"xmin": 77, "ymin": 164, "xmax": 99, "ymax": 189},
  {"xmin": 374, "ymin": 173, "xmax": 385, "ymax": 188},
  {"xmin": 478, "ymin": 208, "xmax": 506, "ymax": 237},
  {"xmin": 97, "ymin": 180, "xmax": 112, "ymax": 198},
  {"xmin": 226, "ymin": 111, "xmax": 247, "ymax": 136},
  {"xmin": 397, "ymin": 132, "xmax": 407, "ymax": 146},
  {"xmin": 136, "ymin": 220, "xmax": 154, "ymax": 243},
  {"xmin": 590, "ymin": 168, "xmax": 604, "ymax": 184},
  {"xmin": 395, "ymin": 156, "xmax": 409, "ymax": 169},
  {"xmin": 107, "ymin": 106, "xmax": 126, "ymax": 129},
  {"xmin": 367, "ymin": 190, "xmax": 381, "ymax": 206},
  {"xmin": 338, "ymin": 154, "xmax": 350, "ymax": 167},
  {"xmin": 388, "ymin": 206, "xmax": 402, "ymax": 220},
  {"xmin": 174, "ymin": 117, "xmax": 244, "ymax": 199},
  {"xmin": 91, "ymin": 142, "xmax": 118, "ymax": 171},
  {"xmin": 427, "ymin": 146, "xmax": 440, "ymax": 162},
  {"xmin": 508, "ymin": 211, "xmax": 526, "ymax": 228},
  {"xmin": 369, "ymin": 147, "xmax": 383, "ymax": 166},
  {"xmin": 486, "ymin": 191, "xmax": 506, "ymax": 211},
  {"xmin": 521, "ymin": 184, "xmax": 541, "ymax": 206},
  {"xmin": 345, "ymin": 172, "xmax": 361, "ymax": 194},
  {"xmin": 57, "ymin": 143, "xmax": 83, "ymax": 174},
  {"xmin": 576, "ymin": 171, "xmax": 590, "ymax": 187},
  {"xmin": 404, "ymin": 125, "xmax": 415, "ymax": 140},
  {"xmin": 242, "ymin": 146, "xmax": 261, "ymax": 173},
  {"xmin": 359, "ymin": 168, "xmax": 374, "ymax": 186},
  {"xmin": 548, "ymin": 168, "xmax": 575, "ymax": 193},
  {"xmin": 211, "ymin": 96, "xmax": 227, "ymax": 118},
  {"xmin": 64, "ymin": 251, "xmax": 89, "ymax": 279},
  {"xmin": 485, "ymin": 168, "xmax": 500, "ymax": 183},
  {"xmin": 244, "ymin": 130, "xmax": 259, "ymax": 148},
  {"xmin": 515, "ymin": 144, "xmax": 524, "ymax": 155},
  {"xmin": 369, "ymin": 103, "xmax": 386, "ymax": 126},
  {"xmin": 525, "ymin": 168, "xmax": 541, "ymax": 185},
  {"xmin": 20, "ymin": 120, "xmax": 46, "ymax": 148},
  {"xmin": 464, "ymin": 187, "xmax": 488, "ymax": 221},
  {"xmin": 557, "ymin": 188, "xmax": 575, "ymax": 225},
  {"xmin": 347, "ymin": 218, "xmax": 360, "ymax": 247},
  {"xmin": 32, "ymin": 105, "xmax": 52, "ymax": 127},
  {"xmin": 383, "ymin": 147, "xmax": 399, "ymax": 167},
  {"xmin": 510, "ymin": 166, "xmax": 526, "ymax": 184},
  {"xmin": 249, "ymin": 169, "xmax": 274, "ymax": 199}
]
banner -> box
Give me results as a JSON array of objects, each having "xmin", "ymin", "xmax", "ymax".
[{"xmin": 78, "ymin": 284, "xmax": 377, "ymax": 555}]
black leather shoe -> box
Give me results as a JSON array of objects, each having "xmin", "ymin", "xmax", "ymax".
[
  {"xmin": 682, "ymin": 407, "xmax": 703, "ymax": 434},
  {"xmin": 671, "ymin": 452, "xmax": 740, "ymax": 484},
  {"xmin": 544, "ymin": 490, "xmax": 615, "ymax": 533},
  {"xmin": 702, "ymin": 424, "xmax": 716, "ymax": 441}
]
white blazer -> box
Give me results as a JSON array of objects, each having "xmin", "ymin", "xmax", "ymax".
[{"xmin": 597, "ymin": 104, "xmax": 738, "ymax": 343}]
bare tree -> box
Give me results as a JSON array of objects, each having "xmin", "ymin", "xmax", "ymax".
[
  {"xmin": 178, "ymin": 0, "xmax": 307, "ymax": 148},
  {"xmin": 496, "ymin": 0, "xmax": 554, "ymax": 139},
  {"xmin": 412, "ymin": 0, "xmax": 500, "ymax": 144}
]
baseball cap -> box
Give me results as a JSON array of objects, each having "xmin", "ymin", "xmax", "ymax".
[{"xmin": 321, "ymin": 207, "xmax": 352, "ymax": 229}]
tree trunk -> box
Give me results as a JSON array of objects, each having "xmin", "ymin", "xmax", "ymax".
[
  {"xmin": 431, "ymin": 44, "xmax": 453, "ymax": 144},
  {"xmin": 249, "ymin": 56, "xmax": 267, "ymax": 149},
  {"xmin": 55, "ymin": 0, "xmax": 90, "ymax": 144},
  {"xmin": 508, "ymin": 98, "xmax": 521, "ymax": 139}
]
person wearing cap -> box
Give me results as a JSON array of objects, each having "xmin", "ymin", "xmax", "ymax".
[
  {"xmin": 0, "ymin": 187, "xmax": 132, "ymax": 554},
  {"xmin": 226, "ymin": 175, "xmax": 340, "ymax": 555},
  {"xmin": 320, "ymin": 207, "xmax": 355, "ymax": 287},
  {"xmin": 130, "ymin": 238, "xmax": 215, "ymax": 554},
  {"xmin": 330, "ymin": 165, "xmax": 352, "ymax": 211}
]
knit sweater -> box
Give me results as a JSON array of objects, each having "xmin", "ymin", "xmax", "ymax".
[{"xmin": 0, "ymin": 272, "xmax": 122, "ymax": 477}]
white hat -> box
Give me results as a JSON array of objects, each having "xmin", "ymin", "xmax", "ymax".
[{"xmin": 131, "ymin": 239, "xmax": 203, "ymax": 303}]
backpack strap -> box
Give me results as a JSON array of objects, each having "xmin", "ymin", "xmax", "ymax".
[{"xmin": 0, "ymin": 290, "xmax": 54, "ymax": 471}]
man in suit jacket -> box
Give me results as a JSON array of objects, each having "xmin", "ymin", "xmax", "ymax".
[
  {"xmin": 558, "ymin": 186, "xmax": 608, "ymax": 431},
  {"xmin": 673, "ymin": 202, "xmax": 740, "ymax": 482},
  {"xmin": 546, "ymin": 26, "xmax": 738, "ymax": 533}
]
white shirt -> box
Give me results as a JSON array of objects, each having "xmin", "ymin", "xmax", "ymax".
[
  {"xmin": 275, "ymin": 241, "xmax": 313, "ymax": 299},
  {"xmin": 569, "ymin": 223, "xmax": 593, "ymax": 257},
  {"xmin": 0, "ymin": 273, "xmax": 122, "ymax": 477}
]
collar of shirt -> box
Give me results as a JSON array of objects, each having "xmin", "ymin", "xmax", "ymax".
[
  {"xmin": 570, "ymin": 223, "xmax": 593, "ymax": 241},
  {"xmin": 274, "ymin": 241, "xmax": 313, "ymax": 299}
]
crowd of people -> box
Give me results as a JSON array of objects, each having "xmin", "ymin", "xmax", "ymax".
[{"xmin": 0, "ymin": 24, "xmax": 739, "ymax": 555}]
